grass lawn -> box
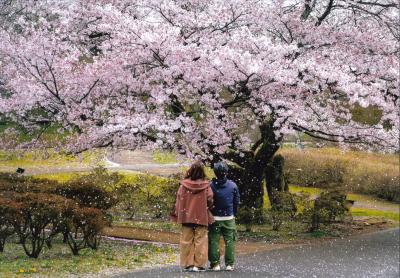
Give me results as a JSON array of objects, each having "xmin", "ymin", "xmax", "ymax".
[
  {"xmin": 152, "ymin": 151, "xmax": 178, "ymax": 164},
  {"xmin": 0, "ymin": 150, "xmax": 104, "ymax": 169},
  {"xmin": 0, "ymin": 238, "xmax": 177, "ymax": 277},
  {"xmin": 351, "ymin": 208, "xmax": 400, "ymax": 222},
  {"xmin": 289, "ymin": 185, "xmax": 400, "ymax": 222}
]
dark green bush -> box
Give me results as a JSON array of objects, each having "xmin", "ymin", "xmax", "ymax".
[
  {"xmin": 236, "ymin": 206, "xmax": 266, "ymax": 232},
  {"xmin": 269, "ymin": 191, "xmax": 297, "ymax": 231},
  {"xmin": 310, "ymin": 190, "xmax": 349, "ymax": 232}
]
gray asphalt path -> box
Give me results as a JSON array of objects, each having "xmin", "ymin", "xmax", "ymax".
[{"xmin": 116, "ymin": 228, "xmax": 399, "ymax": 278}]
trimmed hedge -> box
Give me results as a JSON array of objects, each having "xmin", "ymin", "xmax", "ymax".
[
  {"xmin": 280, "ymin": 148, "xmax": 400, "ymax": 203},
  {"xmin": 0, "ymin": 172, "xmax": 111, "ymax": 258},
  {"xmin": 0, "ymin": 191, "xmax": 108, "ymax": 258}
]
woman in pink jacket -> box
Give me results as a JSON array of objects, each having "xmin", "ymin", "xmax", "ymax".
[{"xmin": 171, "ymin": 161, "xmax": 214, "ymax": 272}]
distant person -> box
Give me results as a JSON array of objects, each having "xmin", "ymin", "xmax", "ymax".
[
  {"xmin": 208, "ymin": 161, "xmax": 240, "ymax": 271},
  {"xmin": 171, "ymin": 161, "xmax": 214, "ymax": 272}
]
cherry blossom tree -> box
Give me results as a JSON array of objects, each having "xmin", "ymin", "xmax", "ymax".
[{"xmin": 0, "ymin": 0, "xmax": 398, "ymax": 208}]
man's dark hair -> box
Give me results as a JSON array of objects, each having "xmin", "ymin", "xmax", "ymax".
[
  {"xmin": 185, "ymin": 161, "xmax": 206, "ymax": 180},
  {"xmin": 213, "ymin": 161, "xmax": 229, "ymax": 179}
]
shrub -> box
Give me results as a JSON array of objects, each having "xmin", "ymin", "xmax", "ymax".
[
  {"xmin": 236, "ymin": 206, "xmax": 266, "ymax": 232},
  {"xmin": 279, "ymin": 148, "xmax": 399, "ymax": 202},
  {"xmin": 64, "ymin": 207, "xmax": 108, "ymax": 255},
  {"xmin": 55, "ymin": 179, "xmax": 117, "ymax": 211},
  {"xmin": 113, "ymin": 174, "xmax": 179, "ymax": 219},
  {"xmin": 282, "ymin": 151, "xmax": 347, "ymax": 188},
  {"xmin": 344, "ymin": 165, "xmax": 400, "ymax": 202},
  {"xmin": 114, "ymin": 182, "xmax": 144, "ymax": 219},
  {"xmin": 148, "ymin": 178, "xmax": 180, "ymax": 219},
  {"xmin": 12, "ymin": 193, "xmax": 74, "ymax": 258},
  {"xmin": 310, "ymin": 190, "xmax": 349, "ymax": 232},
  {"xmin": 292, "ymin": 192, "xmax": 314, "ymax": 222},
  {"xmin": 269, "ymin": 191, "xmax": 297, "ymax": 231},
  {"xmin": 76, "ymin": 166, "xmax": 123, "ymax": 191},
  {"xmin": 0, "ymin": 197, "xmax": 22, "ymax": 252},
  {"xmin": 0, "ymin": 172, "xmax": 60, "ymax": 193},
  {"xmin": 0, "ymin": 173, "xmax": 110, "ymax": 257}
]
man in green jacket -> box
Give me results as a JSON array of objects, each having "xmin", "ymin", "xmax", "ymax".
[{"xmin": 209, "ymin": 162, "xmax": 240, "ymax": 271}]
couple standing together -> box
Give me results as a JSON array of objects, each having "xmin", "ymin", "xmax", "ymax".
[{"xmin": 171, "ymin": 161, "xmax": 240, "ymax": 272}]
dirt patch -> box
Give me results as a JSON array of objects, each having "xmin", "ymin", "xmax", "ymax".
[
  {"xmin": 104, "ymin": 226, "xmax": 180, "ymax": 244},
  {"xmin": 103, "ymin": 218, "xmax": 396, "ymax": 256},
  {"xmin": 103, "ymin": 225, "xmax": 293, "ymax": 255}
]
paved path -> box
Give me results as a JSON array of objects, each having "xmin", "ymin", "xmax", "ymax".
[
  {"xmin": 105, "ymin": 150, "xmax": 185, "ymax": 176},
  {"xmin": 116, "ymin": 228, "xmax": 399, "ymax": 278}
]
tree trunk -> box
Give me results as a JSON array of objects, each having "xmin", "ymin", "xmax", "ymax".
[
  {"xmin": 220, "ymin": 121, "xmax": 281, "ymax": 210},
  {"xmin": 228, "ymin": 148, "xmax": 280, "ymax": 208},
  {"xmin": 0, "ymin": 238, "xmax": 5, "ymax": 252},
  {"xmin": 265, "ymin": 154, "xmax": 289, "ymax": 206},
  {"xmin": 229, "ymin": 163, "xmax": 265, "ymax": 209}
]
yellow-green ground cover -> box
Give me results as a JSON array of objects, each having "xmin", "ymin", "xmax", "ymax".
[
  {"xmin": 33, "ymin": 171, "xmax": 399, "ymax": 223},
  {"xmin": 0, "ymin": 150, "xmax": 104, "ymax": 168}
]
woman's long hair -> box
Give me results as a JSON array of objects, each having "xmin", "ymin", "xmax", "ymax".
[{"xmin": 185, "ymin": 161, "xmax": 206, "ymax": 181}]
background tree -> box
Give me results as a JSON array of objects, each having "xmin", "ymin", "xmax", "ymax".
[{"xmin": 0, "ymin": 0, "xmax": 398, "ymax": 209}]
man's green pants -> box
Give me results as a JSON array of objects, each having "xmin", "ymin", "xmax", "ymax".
[{"xmin": 208, "ymin": 219, "xmax": 236, "ymax": 267}]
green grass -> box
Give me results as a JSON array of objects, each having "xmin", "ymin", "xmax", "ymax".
[
  {"xmin": 0, "ymin": 150, "xmax": 104, "ymax": 168},
  {"xmin": 33, "ymin": 172, "xmax": 88, "ymax": 183},
  {"xmin": 286, "ymin": 185, "xmax": 399, "ymax": 222},
  {"xmin": 0, "ymin": 238, "xmax": 177, "ymax": 277},
  {"xmin": 289, "ymin": 185, "xmax": 322, "ymax": 196},
  {"xmin": 152, "ymin": 151, "xmax": 178, "ymax": 164},
  {"xmin": 351, "ymin": 208, "xmax": 399, "ymax": 222}
]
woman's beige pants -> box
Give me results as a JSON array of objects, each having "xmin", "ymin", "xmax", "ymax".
[{"xmin": 180, "ymin": 225, "xmax": 208, "ymax": 268}]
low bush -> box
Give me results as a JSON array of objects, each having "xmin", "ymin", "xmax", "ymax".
[
  {"xmin": 46, "ymin": 167, "xmax": 120, "ymax": 213},
  {"xmin": 1, "ymin": 192, "xmax": 108, "ymax": 258},
  {"xmin": 0, "ymin": 173, "xmax": 60, "ymax": 193},
  {"xmin": 236, "ymin": 206, "xmax": 266, "ymax": 232},
  {"xmin": 269, "ymin": 191, "xmax": 297, "ymax": 231},
  {"xmin": 64, "ymin": 207, "xmax": 108, "ymax": 255},
  {"xmin": 113, "ymin": 174, "xmax": 179, "ymax": 220},
  {"xmin": 55, "ymin": 179, "xmax": 117, "ymax": 211},
  {"xmin": 11, "ymin": 193, "xmax": 77, "ymax": 258},
  {"xmin": 0, "ymin": 197, "xmax": 22, "ymax": 252},
  {"xmin": 280, "ymin": 147, "xmax": 399, "ymax": 202},
  {"xmin": 310, "ymin": 190, "xmax": 349, "ymax": 232},
  {"xmin": 114, "ymin": 182, "xmax": 144, "ymax": 219},
  {"xmin": 292, "ymin": 192, "xmax": 314, "ymax": 222}
]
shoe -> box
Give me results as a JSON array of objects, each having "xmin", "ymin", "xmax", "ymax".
[
  {"xmin": 183, "ymin": 266, "xmax": 193, "ymax": 272},
  {"xmin": 226, "ymin": 265, "xmax": 234, "ymax": 271},
  {"xmin": 192, "ymin": 266, "xmax": 206, "ymax": 272},
  {"xmin": 210, "ymin": 264, "xmax": 221, "ymax": 271}
]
